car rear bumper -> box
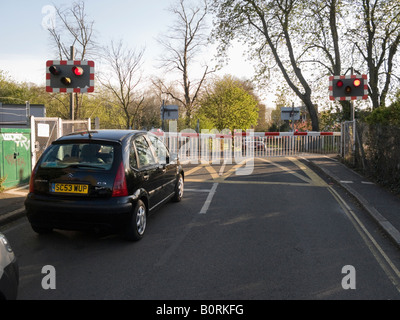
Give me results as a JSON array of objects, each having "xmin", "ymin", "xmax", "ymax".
[{"xmin": 25, "ymin": 193, "xmax": 134, "ymax": 232}]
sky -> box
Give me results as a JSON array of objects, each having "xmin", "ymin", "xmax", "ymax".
[{"xmin": 0, "ymin": 0, "xmax": 261, "ymax": 101}]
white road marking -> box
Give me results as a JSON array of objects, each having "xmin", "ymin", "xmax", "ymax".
[
  {"xmin": 199, "ymin": 183, "xmax": 218, "ymax": 214},
  {"xmin": 185, "ymin": 188, "xmax": 213, "ymax": 193},
  {"xmin": 328, "ymin": 186, "xmax": 400, "ymax": 294}
]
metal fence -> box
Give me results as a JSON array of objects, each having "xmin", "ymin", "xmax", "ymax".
[
  {"xmin": 341, "ymin": 121, "xmax": 356, "ymax": 164},
  {"xmin": 341, "ymin": 121, "xmax": 400, "ymax": 193},
  {"xmin": 152, "ymin": 131, "xmax": 341, "ymax": 164},
  {"xmin": 29, "ymin": 120, "xmax": 341, "ymax": 167},
  {"xmin": 30, "ymin": 116, "xmax": 91, "ymax": 165}
]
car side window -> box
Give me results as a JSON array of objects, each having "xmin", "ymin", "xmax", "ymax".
[
  {"xmin": 134, "ymin": 136, "xmax": 156, "ymax": 168},
  {"xmin": 148, "ymin": 135, "xmax": 169, "ymax": 164},
  {"xmin": 129, "ymin": 140, "xmax": 138, "ymax": 169}
]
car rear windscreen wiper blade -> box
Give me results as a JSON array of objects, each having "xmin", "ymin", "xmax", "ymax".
[{"xmin": 67, "ymin": 164, "xmax": 106, "ymax": 170}]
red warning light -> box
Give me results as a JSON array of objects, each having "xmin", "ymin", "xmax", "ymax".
[
  {"xmin": 336, "ymin": 80, "xmax": 344, "ymax": 87},
  {"xmin": 353, "ymin": 79, "xmax": 361, "ymax": 87},
  {"xmin": 49, "ymin": 65, "xmax": 60, "ymax": 75},
  {"xmin": 72, "ymin": 66, "xmax": 84, "ymax": 76}
]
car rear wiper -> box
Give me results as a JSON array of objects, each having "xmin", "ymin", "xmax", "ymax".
[{"xmin": 67, "ymin": 164, "xmax": 107, "ymax": 170}]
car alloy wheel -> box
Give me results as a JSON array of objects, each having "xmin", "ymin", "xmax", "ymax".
[
  {"xmin": 136, "ymin": 204, "xmax": 146, "ymax": 236},
  {"xmin": 172, "ymin": 174, "xmax": 184, "ymax": 202},
  {"xmin": 124, "ymin": 199, "xmax": 147, "ymax": 241}
]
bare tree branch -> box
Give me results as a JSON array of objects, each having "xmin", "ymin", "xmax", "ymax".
[
  {"xmin": 155, "ymin": 0, "xmax": 217, "ymax": 126},
  {"xmin": 99, "ymin": 40, "xmax": 146, "ymax": 129},
  {"xmin": 45, "ymin": 1, "xmax": 97, "ymax": 119}
]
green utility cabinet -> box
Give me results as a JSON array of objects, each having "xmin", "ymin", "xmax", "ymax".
[{"xmin": 0, "ymin": 128, "xmax": 32, "ymax": 189}]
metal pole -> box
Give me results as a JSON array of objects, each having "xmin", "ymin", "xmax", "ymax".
[
  {"xmin": 25, "ymin": 101, "xmax": 30, "ymax": 125},
  {"xmin": 161, "ymin": 100, "xmax": 165, "ymax": 131},
  {"xmin": 70, "ymin": 46, "xmax": 75, "ymax": 121},
  {"xmin": 292, "ymin": 102, "xmax": 295, "ymax": 132},
  {"xmin": 350, "ymin": 68, "xmax": 356, "ymax": 163}
]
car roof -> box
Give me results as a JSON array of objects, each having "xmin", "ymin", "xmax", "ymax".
[{"xmin": 56, "ymin": 129, "xmax": 147, "ymax": 143}]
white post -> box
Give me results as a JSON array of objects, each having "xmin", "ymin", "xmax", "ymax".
[{"xmin": 30, "ymin": 116, "xmax": 36, "ymax": 168}]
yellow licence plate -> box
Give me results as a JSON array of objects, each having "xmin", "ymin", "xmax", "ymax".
[{"xmin": 52, "ymin": 183, "xmax": 89, "ymax": 194}]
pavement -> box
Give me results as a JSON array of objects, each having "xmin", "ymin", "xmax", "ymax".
[
  {"xmin": 1, "ymin": 155, "xmax": 400, "ymax": 248},
  {"xmin": 0, "ymin": 184, "xmax": 28, "ymax": 227}
]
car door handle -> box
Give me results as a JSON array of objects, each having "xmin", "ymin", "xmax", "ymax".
[{"xmin": 143, "ymin": 174, "xmax": 150, "ymax": 181}]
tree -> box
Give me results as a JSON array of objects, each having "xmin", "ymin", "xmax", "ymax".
[
  {"xmin": 255, "ymin": 103, "xmax": 269, "ymax": 132},
  {"xmin": 154, "ymin": 0, "xmax": 217, "ymax": 126},
  {"xmin": 211, "ymin": 0, "xmax": 320, "ymax": 131},
  {"xmin": 197, "ymin": 75, "xmax": 259, "ymax": 132},
  {"xmin": 138, "ymin": 89, "xmax": 164, "ymax": 130},
  {"xmin": 211, "ymin": 0, "xmax": 400, "ymax": 126},
  {"xmin": 237, "ymin": 78, "xmax": 268, "ymax": 131},
  {"xmin": 47, "ymin": 1, "xmax": 96, "ymax": 60},
  {"xmin": 366, "ymin": 90, "xmax": 400, "ymax": 126},
  {"xmin": 99, "ymin": 40, "xmax": 145, "ymax": 130},
  {"xmin": 0, "ymin": 71, "xmax": 48, "ymax": 105},
  {"xmin": 347, "ymin": 0, "xmax": 400, "ymax": 110},
  {"xmin": 269, "ymin": 88, "xmax": 290, "ymax": 132},
  {"xmin": 46, "ymin": 0, "xmax": 97, "ymax": 120},
  {"xmin": 306, "ymin": 0, "xmax": 400, "ymax": 112},
  {"xmin": 300, "ymin": 0, "xmax": 352, "ymax": 120}
]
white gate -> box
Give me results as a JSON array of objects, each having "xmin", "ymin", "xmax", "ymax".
[{"xmin": 30, "ymin": 116, "xmax": 91, "ymax": 165}]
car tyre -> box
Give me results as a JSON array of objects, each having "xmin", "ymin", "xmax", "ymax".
[
  {"xmin": 172, "ymin": 174, "xmax": 184, "ymax": 202},
  {"xmin": 124, "ymin": 200, "xmax": 147, "ymax": 241},
  {"xmin": 31, "ymin": 224, "xmax": 53, "ymax": 235}
]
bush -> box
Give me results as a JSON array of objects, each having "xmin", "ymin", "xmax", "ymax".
[{"xmin": 366, "ymin": 92, "xmax": 400, "ymax": 126}]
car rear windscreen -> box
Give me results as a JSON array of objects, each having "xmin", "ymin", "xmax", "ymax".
[{"xmin": 39, "ymin": 143, "xmax": 115, "ymax": 170}]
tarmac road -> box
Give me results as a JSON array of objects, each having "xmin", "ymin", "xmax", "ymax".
[{"xmin": 2, "ymin": 156, "xmax": 400, "ymax": 301}]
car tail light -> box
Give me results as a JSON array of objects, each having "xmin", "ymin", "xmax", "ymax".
[
  {"xmin": 112, "ymin": 162, "xmax": 128, "ymax": 197},
  {"xmin": 29, "ymin": 163, "xmax": 39, "ymax": 193}
]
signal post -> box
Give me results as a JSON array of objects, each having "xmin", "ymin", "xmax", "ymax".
[{"xmin": 329, "ymin": 73, "xmax": 368, "ymax": 163}]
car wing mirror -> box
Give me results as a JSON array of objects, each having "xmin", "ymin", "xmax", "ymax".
[{"xmin": 168, "ymin": 153, "xmax": 178, "ymax": 163}]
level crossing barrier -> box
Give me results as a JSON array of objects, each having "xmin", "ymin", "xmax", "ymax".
[{"xmin": 151, "ymin": 131, "xmax": 341, "ymax": 164}]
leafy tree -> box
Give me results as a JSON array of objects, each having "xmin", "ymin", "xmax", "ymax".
[
  {"xmin": 319, "ymin": 105, "xmax": 342, "ymax": 132},
  {"xmin": 366, "ymin": 90, "xmax": 400, "ymax": 126},
  {"xmin": 269, "ymin": 88, "xmax": 290, "ymax": 132},
  {"xmin": 255, "ymin": 103, "xmax": 269, "ymax": 132},
  {"xmin": 347, "ymin": 0, "xmax": 400, "ymax": 109},
  {"xmin": 197, "ymin": 75, "xmax": 259, "ymax": 132},
  {"xmin": 0, "ymin": 71, "xmax": 38, "ymax": 104},
  {"xmin": 211, "ymin": 0, "xmax": 320, "ymax": 131},
  {"xmin": 210, "ymin": 0, "xmax": 400, "ymax": 129}
]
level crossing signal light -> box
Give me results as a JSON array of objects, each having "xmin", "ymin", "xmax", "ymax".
[
  {"xmin": 46, "ymin": 60, "xmax": 95, "ymax": 93},
  {"xmin": 61, "ymin": 76, "xmax": 72, "ymax": 85},
  {"xmin": 72, "ymin": 66, "xmax": 84, "ymax": 76},
  {"xmin": 329, "ymin": 75, "xmax": 368, "ymax": 101}
]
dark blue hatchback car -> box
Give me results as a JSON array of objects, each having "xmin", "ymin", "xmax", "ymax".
[{"xmin": 25, "ymin": 130, "xmax": 184, "ymax": 241}]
